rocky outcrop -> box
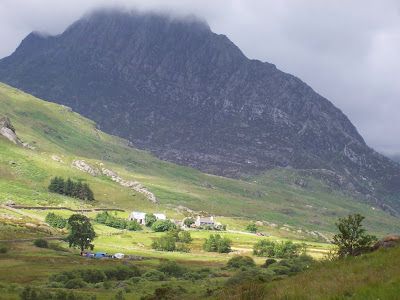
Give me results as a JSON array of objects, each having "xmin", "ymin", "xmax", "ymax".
[
  {"xmin": 101, "ymin": 168, "xmax": 157, "ymax": 203},
  {"xmin": 0, "ymin": 10, "xmax": 399, "ymax": 213},
  {"xmin": 71, "ymin": 160, "xmax": 101, "ymax": 176},
  {"xmin": 372, "ymin": 235, "xmax": 400, "ymax": 250},
  {"xmin": 0, "ymin": 116, "xmax": 22, "ymax": 145},
  {"xmin": 71, "ymin": 159, "xmax": 157, "ymax": 203}
]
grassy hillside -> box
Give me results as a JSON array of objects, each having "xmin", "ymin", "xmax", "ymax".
[
  {"xmin": 0, "ymin": 82, "xmax": 399, "ymax": 236},
  {"xmin": 262, "ymin": 246, "xmax": 400, "ymax": 299}
]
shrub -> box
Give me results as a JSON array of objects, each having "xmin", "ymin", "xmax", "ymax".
[
  {"xmin": 33, "ymin": 239, "xmax": 49, "ymax": 248},
  {"xmin": 142, "ymin": 270, "xmax": 166, "ymax": 281},
  {"xmin": 78, "ymin": 269, "xmax": 106, "ymax": 283},
  {"xmin": 225, "ymin": 269, "xmax": 272, "ymax": 286},
  {"xmin": 245, "ymin": 223, "xmax": 258, "ymax": 233},
  {"xmin": 126, "ymin": 220, "xmax": 142, "ymax": 231},
  {"xmin": 203, "ymin": 234, "xmax": 231, "ymax": 253},
  {"xmin": 45, "ymin": 213, "xmax": 67, "ymax": 229},
  {"xmin": 158, "ymin": 261, "xmax": 187, "ymax": 277},
  {"xmin": 0, "ymin": 244, "xmax": 8, "ymax": 254},
  {"xmin": 183, "ymin": 217, "xmax": 195, "ymax": 227},
  {"xmin": 151, "ymin": 235, "xmax": 176, "ymax": 252},
  {"xmin": 227, "ymin": 256, "xmax": 256, "ymax": 269},
  {"xmin": 65, "ymin": 278, "xmax": 87, "ymax": 289},
  {"xmin": 253, "ymin": 240, "xmax": 304, "ymax": 258},
  {"xmin": 178, "ymin": 231, "xmax": 192, "ymax": 243},
  {"xmin": 176, "ymin": 243, "xmax": 191, "ymax": 253},
  {"xmin": 262, "ymin": 258, "xmax": 277, "ymax": 268},
  {"xmin": 145, "ymin": 214, "xmax": 157, "ymax": 227},
  {"xmin": 104, "ymin": 266, "xmax": 141, "ymax": 280},
  {"xmin": 151, "ymin": 220, "xmax": 176, "ymax": 232}
]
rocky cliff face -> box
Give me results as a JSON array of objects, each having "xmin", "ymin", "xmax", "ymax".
[
  {"xmin": 0, "ymin": 10, "xmax": 399, "ymax": 213},
  {"xmin": 0, "ymin": 116, "xmax": 22, "ymax": 145}
]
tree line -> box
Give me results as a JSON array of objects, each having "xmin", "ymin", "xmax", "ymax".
[{"xmin": 48, "ymin": 177, "xmax": 94, "ymax": 201}]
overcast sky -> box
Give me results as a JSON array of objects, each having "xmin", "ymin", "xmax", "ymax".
[{"xmin": 0, "ymin": 0, "xmax": 399, "ymax": 155}]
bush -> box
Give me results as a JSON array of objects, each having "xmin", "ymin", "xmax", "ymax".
[
  {"xmin": 245, "ymin": 223, "xmax": 258, "ymax": 233},
  {"xmin": 65, "ymin": 278, "xmax": 87, "ymax": 289},
  {"xmin": 45, "ymin": 213, "xmax": 67, "ymax": 229},
  {"xmin": 225, "ymin": 269, "xmax": 272, "ymax": 286},
  {"xmin": 151, "ymin": 220, "xmax": 176, "ymax": 232},
  {"xmin": 33, "ymin": 239, "xmax": 49, "ymax": 248},
  {"xmin": 151, "ymin": 236, "xmax": 176, "ymax": 252},
  {"xmin": 268, "ymin": 255, "xmax": 314, "ymax": 276},
  {"xmin": 104, "ymin": 266, "xmax": 141, "ymax": 280},
  {"xmin": 152, "ymin": 229, "xmax": 192, "ymax": 252},
  {"xmin": 227, "ymin": 256, "xmax": 256, "ymax": 269},
  {"xmin": 262, "ymin": 258, "xmax": 277, "ymax": 268},
  {"xmin": 253, "ymin": 240, "xmax": 304, "ymax": 258},
  {"xmin": 142, "ymin": 270, "xmax": 166, "ymax": 281},
  {"xmin": 95, "ymin": 212, "xmax": 141, "ymax": 231},
  {"xmin": 203, "ymin": 234, "xmax": 231, "ymax": 253},
  {"xmin": 183, "ymin": 218, "xmax": 195, "ymax": 227},
  {"xmin": 157, "ymin": 261, "xmax": 187, "ymax": 277},
  {"xmin": 145, "ymin": 214, "xmax": 157, "ymax": 227},
  {"xmin": 0, "ymin": 244, "xmax": 8, "ymax": 254},
  {"xmin": 78, "ymin": 269, "xmax": 106, "ymax": 283},
  {"xmin": 178, "ymin": 231, "xmax": 192, "ymax": 243}
]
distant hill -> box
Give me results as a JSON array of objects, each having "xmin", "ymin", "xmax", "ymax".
[
  {"xmin": 1, "ymin": 83, "xmax": 400, "ymax": 236},
  {"xmin": 0, "ymin": 10, "xmax": 399, "ymax": 215}
]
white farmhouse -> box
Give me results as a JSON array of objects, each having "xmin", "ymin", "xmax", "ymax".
[
  {"xmin": 195, "ymin": 216, "xmax": 215, "ymax": 227},
  {"xmin": 129, "ymin": 211, "xmax": 146, "ymax": 224},
  {"xmin": 129, "ymin": 211, "xmax": 167, "ymax": 224}
]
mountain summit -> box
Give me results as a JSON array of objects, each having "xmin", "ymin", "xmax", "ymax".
[{"xmin": 0, "ymin": 10, "xmax": 399, "ymax": 213}]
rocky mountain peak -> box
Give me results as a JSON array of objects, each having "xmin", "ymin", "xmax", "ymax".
[{"xmin": 0, "ymin": 10, "xmax": 399, "ymax": 213}]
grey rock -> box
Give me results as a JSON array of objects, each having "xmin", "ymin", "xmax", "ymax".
[{"xmin": 0, "ymin": 10, "xmax": 399, "ymax": 213}]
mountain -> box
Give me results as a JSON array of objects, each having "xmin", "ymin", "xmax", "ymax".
[
  {"xmin": 0, "ymin": 10, "xmax": 399, "ymax": 214},
  {"xmin": 2, "ymin": 83, "xmax": 400, "ymax": 236}
]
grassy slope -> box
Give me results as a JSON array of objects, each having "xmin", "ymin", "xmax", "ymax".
[
  {"xmin": 263, "ymin": 246, "xmax": 400, "ymax": 300},
  {"xmin": 0, "ymin": 82, "xmax": 399, "ymax": 236}
]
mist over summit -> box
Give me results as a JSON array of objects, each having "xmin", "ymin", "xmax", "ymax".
[{"xmin": 0, "ymin": 9, "xmax": 399, "ymax": 214}]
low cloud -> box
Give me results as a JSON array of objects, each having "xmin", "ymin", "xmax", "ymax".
[{"xmin": 0, "ymin": 0, "xmax": 399, "ymax": 155}]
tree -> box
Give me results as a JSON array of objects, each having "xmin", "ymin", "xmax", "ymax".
[
  {"xmin": 203, "ymin": 234, "xmax": 231, "ymax": 253},
  {"xmin": 67, "ymin": 214, "xmax": 96, "ymax": 253},
  {"xmin": 245, "ymin": 223, "xmax": 258, "ymax": 233},
  {"xmin": 332, "ymin": 214, "xmax": 377, "ymax": 258},
  {"xmin": 151, "ymin": 220, "xmax": 176, "ymax": 232},
  {"xmin": 183, "ymin": 217, "xmax": 195, "ymax": 227},
  {"xmin": 64, "ymin": 178, "xmax": 74, "ymax": 197},
  {"xmin": 145, "ymin": 214, "xmax": 157, "ymax": 227}
]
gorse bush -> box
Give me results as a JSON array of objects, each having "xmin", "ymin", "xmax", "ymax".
[
  {"xmin": 203, "ymin": 234, "xmax": 232, "ymax": 253},
  {"xmin": 48, "ymin": 177, "xmax": 94, "ymax": 201},
  {"xmin": 227, "ymin": 256, "xmax": 256, "ymax": 269},
  {"xmin": 253, "ymin": 240, "xmax": 304, "ymax": 258},
  {"xmin": 157, "ymin": 260, "xmax": 187, "ymax": 277},
  {"xmin": 45, "ymin": 212, "xmax": 67, "ymax": 229},
  {"xmin": 95, "ymin": 212, "xmax": 142, "ymax": 231}
]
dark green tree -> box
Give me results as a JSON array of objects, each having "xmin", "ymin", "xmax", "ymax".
[
  {"xmin": 145, "ymin": 213, "xmax": 157, "ymax": 227},
  {"xmin": 64, "ymin": 178, "xmax": 74, "ymax": 196},
  {"xmin": 245, "ymin": 223, "xmax": 258, "ymax": 233},
  {"xmin": 183, "ymin": 217, "xmax": 195, "ymax": 227},
  {"xmin": 67, "ymin": 214, "xmax": 96, "ymax": 253},
  {"xmin": 332, "ymin": 214, "xmax": 377, "ymax": 258}
]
